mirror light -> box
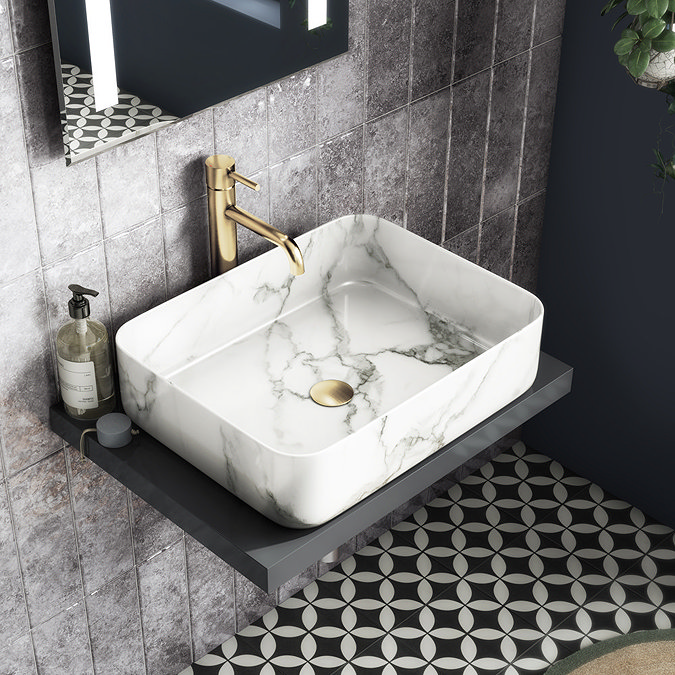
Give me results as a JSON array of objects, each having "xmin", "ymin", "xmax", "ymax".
[
  {"xmin": 307, "ymin": 0, "xmax": 327, "ymax": 30},
  {"xmin": 83, "ymin": 0, "xmax": 118, "ymax": 111}
]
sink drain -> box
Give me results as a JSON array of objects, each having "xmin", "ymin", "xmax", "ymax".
[{"xmin": 309, "ymin": 380, "xmax": 354, "ymax": 407}]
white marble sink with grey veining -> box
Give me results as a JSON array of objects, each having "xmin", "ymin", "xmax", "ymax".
[{"xmin": 116, "ymin": 215, "xmax": 543, "ymax": 528}]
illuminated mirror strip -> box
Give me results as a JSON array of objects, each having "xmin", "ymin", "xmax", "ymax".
[
  {"xmin": 83, "ymin": 0, "xmax": 119, "ymax": 111},
  {"xmin": 307, "ymin": 0, "xmax": 327, "ymax": 29}
]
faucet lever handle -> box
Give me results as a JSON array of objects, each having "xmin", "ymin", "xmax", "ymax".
[{"xmin": 229, "ymin": 170, "xmax": 260, "ymax": 192}]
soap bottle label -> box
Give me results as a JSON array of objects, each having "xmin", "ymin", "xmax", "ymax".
[{"xmin": 57, "ymin": 355, "xmax": 98, "ymax": 409}]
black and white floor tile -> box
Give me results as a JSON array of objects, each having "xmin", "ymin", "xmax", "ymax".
[
  {"xmin": 60, "ymin": 63, "xmax": 178, "ymax": 161},
  {"xmin": 180, "ymin": 442, "xmax": 675, "ymax": 675}
]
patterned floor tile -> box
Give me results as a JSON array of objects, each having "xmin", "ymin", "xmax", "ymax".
[
  {"xmin": 338, "ymin": 579, "xmax": 555, "ymax": 675},
  {"xmin": 545, "ymin": 581, "xmax": 675, "ymax": 653},
  {"xmin": 459, "ymin": 443, "xmax": 591, "ymax": 513},
  {"xmin": 181, "ymin": 444, "xmax": 675, "ymax": 675},
  {"xmin": 317, "ymin": 529, "xmax": 459, "ymax": 631},
  {"xmin": 530, "ymin": 482, "xmax": 674, "ymax": 581}
]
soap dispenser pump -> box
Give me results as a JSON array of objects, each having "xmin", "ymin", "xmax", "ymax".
[{"xmin": 56, "ymin": 284, "xmax": 116, "ymax": 420}]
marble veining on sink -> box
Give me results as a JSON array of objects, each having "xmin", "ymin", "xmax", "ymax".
[{"xmin": 116, "ymin": 215, "xmax": 543, "ymax": 528}]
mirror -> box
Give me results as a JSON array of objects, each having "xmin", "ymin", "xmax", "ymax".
[{"xmin": 46, "ymin": 0, "xmax": 348, "ymax": 164}]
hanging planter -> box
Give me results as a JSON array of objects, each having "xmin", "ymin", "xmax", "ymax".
[{"xmin": 602, "ymin": 0, "xmax": 675, "ymax": 180}]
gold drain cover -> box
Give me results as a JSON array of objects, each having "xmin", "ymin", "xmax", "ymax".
[{"xmin": 309, "ymin": 380, "xmax": 354, "ymax": 407}]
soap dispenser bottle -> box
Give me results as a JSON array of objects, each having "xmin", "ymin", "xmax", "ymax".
[{"xmin": 56, "ymin": 284, "xmax": 116, "ymax": 420}]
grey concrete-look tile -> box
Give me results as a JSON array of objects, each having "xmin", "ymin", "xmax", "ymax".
[
  {"xmin": 14, "ymin": 44, "xmax": 62, "ymax": 167},
  {"xmin": 1, "ymin": 633, "xmax": 36, "ymax": 675},
  {"xmin": 137, "ymin": 540, "xmax": 191, "ymax": 675},
  {"xmin": 520, "ymin": 38, "xmax": 562, "ymax": 199},
  {"xmin": 86, "ymin": 569, "xmax": 145, "ymax": 675},
  {"xmin": 234, "ymin": 569, "xmax": 276, "ymax": 631},
  {"xmin": 356, "ymin": 514, "xmax": 391, "ymax": 550},
  {"xmin": 349, "ymin": 0, "xmax": 367, "ymax": 49},
  {"xmin": 42, "ymin": 245, "xmax": 112, "ymax": 347},
  {"xmin": 157, "ymin": 110, "xmax": 213, "ymax": 212},
  {"xmin": 496, "ymin": 0, "xmax": 535, "ymax": 63},
  {"xmin": 267, "ymin": 69, "xmax": 316, "ymax": 164},
  {"xmin": 407, "ymin": 89, "xmax": 451, "ymax": 243},
  {"xmin": 0, "ymin": 482, "xmax": 28, "ymax": 642},
  {"xmin": 318, "ymin": 128, "xmax": 364, "ymax": 223},
  {"xmin": 443, "ymin": 225, "xmax": 479, "ymax": 263},
  {"xmin": 32, "ymin": 602, "xmax": 93, "ymax": 675},
  {"xmin": 364, "ymin": 107, "xmax": 407, "ymax": 225},
  {"xmin": 478, "ymin": 206, "xmax": 516, "ymax": 279},
  {"xmin": 512, "ymin": 191, "xmax": 546, "ymax": 293},
  {"xmin": 276, "ymin": 562, "xmax": 317, "ymax": 605},
  {"xmin": 0, "ymin": 0, "xmax": 13, "ymax": 59},
  {"xmin": 235, "ymin": 168, "xmax": 276, "ymax": 265},
  {"xmin": 0, "ymin": 56, "xmax": 41, "ymax": 285},
  {"xmin": 66, "ymin": 446, "xmax": 133, "ymax": 595},
  {"xmin": 268, "ymin": 148, "xmax": 317, "ymax": 238},
  {"xmin": 213, "ymin": 88, "xmax": 267, "ymax": 176},
  {"xmin": 129, "ymin": 492, "xmax": 182, "ymax": 564},
  {"xmin": 454, "ymin": 0, "xmax": 497, "ymax": 82},
  {"xmin": 534, "ymin": 0, "xmax": 567, "ymax": 45},
  {"xmin": 0, "ymin": 271, "xmax": 61, "ymax": 476},
  {"xmin": 97, "ymin": 134, "xmax": 160, "ymax": 238},
  {"xmin": 104, "ymin": 219, "xmax": 166, "ymax": 334},
  {"xmin": 446, "ymin": 70, "xmax": 490, "ymax": 238},
  {"xmin": 366, "ymin": 0, "xmax": 411, "ymax": 119},
  {"xmin": 483, "ymin": 52, "xmax": 529, "ymax": 221},
  {"xmin": 9, "ymin": 451, "xmax": 82, "ymax": 627},
  {"xmin": 8, "ymin": 0, "xmax": 50, "ymax": 52},
  {"xmin": 390, "ymin": 488, "xmax": 431, "ymax": 528},
  {"xmin": 316, "ymin": 43, "xmax": 364, "ymax": 141},
  {"xmin": 411, "ymin": 0, "xmax": 454, "ymax": 100},
  {"xmin": 185, "ymin": 536, "xmax": 235, "ymax": 658},
  {"xmin": 163, "ymin": 198, "xmax": 210, "ymax": 299},
  {"xmin": 31, "ymin": 156, "xmax": 102, "ymax": 265}
]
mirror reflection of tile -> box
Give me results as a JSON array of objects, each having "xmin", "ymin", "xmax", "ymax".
[{"xmin": 60, "ymin": 63, "xmax": 178, "ymax": 163}]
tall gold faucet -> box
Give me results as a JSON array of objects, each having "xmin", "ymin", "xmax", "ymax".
[{"xmin": 205, "ymin": 155, "xmax": 305, "ymax": 277}]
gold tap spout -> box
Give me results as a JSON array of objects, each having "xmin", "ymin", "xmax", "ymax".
[
  {"xmin": 205, "ymin": 154, "xmax": 305, "ymax": 277},
  {"xmin": 226, "ymin": 205, "xmax": 305, "ymax": 276}
]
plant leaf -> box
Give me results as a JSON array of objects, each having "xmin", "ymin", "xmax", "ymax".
[
  {"xmin": 642, "ymin": 17, "xmax": 666, "ymax": 37},
  {"xmin": 621, "ymin": 27, "xmax": 640, "ymax": 39},
  {"xmin": 601, "ymin": 0, "xmax": 624, "ymax": 13},
  {"xmin": 618, "ymin": 50, "xmax": 631, "ymax": 65},
  {"xmin": 627, "ymin": 0, "xmax": 647, "ymax": 13},
  {"xmin": 652, "ymin": 30, "xmax": 675, "ymax": 51},
  {"xmin": 645, "ymin": 0, "xmax": 668, "ymax": 17},
  {"xmin": 615, "ymin": 36, "xmax": 639, "ymax": 54},
  {"xmin": 612, "ymin": 11, "xmax": 631, "ymax": 29},
  {"xmin": 669, "ymin": 0, "xmax": 675, "ymax": 11},
  {"xmin": 638, "ymin": 36, "xmax": 654, "ymax": 50},
  {"xmin": 628, "ymin": 47, "xmax": 651, "ymax": 76}
]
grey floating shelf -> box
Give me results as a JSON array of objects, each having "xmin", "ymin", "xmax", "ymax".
[{"xmin": 50, "ymin": 352, "xmax": 572, "ymax": 592}]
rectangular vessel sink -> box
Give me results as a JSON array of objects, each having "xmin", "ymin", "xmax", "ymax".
[{"xmin": 116, "ymin": 215, "xmax": 543, "ymax": 528}]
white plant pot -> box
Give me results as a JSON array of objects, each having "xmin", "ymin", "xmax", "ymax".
[{"xmin": 642, "ymin": 49, "xmax": 675, "ymax": 82}]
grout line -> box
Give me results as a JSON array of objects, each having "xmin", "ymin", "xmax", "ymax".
[
  {"xmin": 476, "ymin": 0, "xmax": 500, "ymax": 264},
  {"xmin": 508, "ymin": 2, "xmax": 537, "ymax": 282},
  {"xmin": 181, "ymin": 533, "xmax": 195, "ymax": 664},
  {"xmin": 62, "ymin": 448, "xmax": 97, "ymax": 674},
  {"xmin": 440, "ymin": 0, "xmax": 460, "ymax": 244},
  {"xmin": 1, "ymin": 472, "xmax": 37, "ymax": 671}
]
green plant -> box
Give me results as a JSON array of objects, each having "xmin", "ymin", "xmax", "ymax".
[
  {"xmin": 602, "ymin": 0, "xmax": 675, "ymax": 79},
  {"xmin": 603, "ymin": 0, "xmax": 675, "ymax": 181}
]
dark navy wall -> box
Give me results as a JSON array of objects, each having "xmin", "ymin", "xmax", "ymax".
[{"xmin": 524, "ymin": 2, "xmax": 675, "ymax": 527}]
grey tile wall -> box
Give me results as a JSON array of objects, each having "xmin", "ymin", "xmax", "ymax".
[{"xmin": 0, "ymin": 0, "xmax": 565, "ymax": 672}]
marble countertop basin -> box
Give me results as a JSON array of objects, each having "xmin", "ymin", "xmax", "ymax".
[{"xmin": 116, "ymin": 215, "xmax": 543, "ymax": 528}]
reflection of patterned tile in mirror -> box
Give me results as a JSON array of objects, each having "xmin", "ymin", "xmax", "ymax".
[{"xmin": 60, "ymin": 63, "xmax": 178, "ymax": 165}]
